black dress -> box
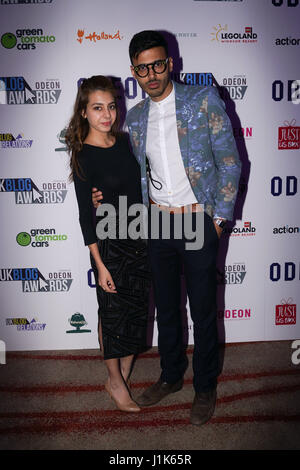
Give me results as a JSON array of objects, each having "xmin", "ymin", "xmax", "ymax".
[{"xmin": 73, "ymin": 134, "xmax": 151, "ymax": 359}]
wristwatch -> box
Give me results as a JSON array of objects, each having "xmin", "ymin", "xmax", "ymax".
[{"xmin": 214, "ymin": 218, "xmax": 227, "ymax": 229}]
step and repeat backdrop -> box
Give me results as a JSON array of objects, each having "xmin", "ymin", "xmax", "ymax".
[{"xmin": 0, "ymin": 0, "xmax": 299, "ymax": 351}]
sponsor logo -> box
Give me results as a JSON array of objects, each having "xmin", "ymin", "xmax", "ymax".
[
  {"xmin": 275, "ymin": 37, "xmax": 300, "ymax": 46},
  {"xmin": 0, "ymin": 77, "xmax": 61, "ymax": 105},
  {"xmin": 218, "ymin": 262, "xmax": 246, "ymax": 284},
  {"xmin": 233, "ymin": 127, "xmax": 253, "ymax": 140},
  {"xmin": 174, "ymin": 32, "xmax": 198, "ymax": 39},
  {"xmin": 0, "ymin": 132, "xmax": 32, "ymax": 148},
  {"xmin": 1, "ymin": 0, "xmax": 53, "ymax": 4},
  {"xmin": 77, "ymin": 29, "xmax": 123, "ymax": 44},
  {"xmin": 278, "ymin": 119, "xmax": 300, "ymax": 149},
  {"xmin": 16, "ymin": 228, "xmax": 68, "ymax": 248},
  {"xmin": 224, "ymin": 221, "xmax": 256, "ymax": 237},
  {"xmin": 66, "ymin": 313, "xmax": 91, "ymax": 333},
  {"xmin": 172, "ymin": 72, "xmax": 213, "ymax": 86},
  {"xmin": 270, "ymin": 262, "xmax": 300, "ymax": 282},
  {"xmin": 271, "ymin": 176, "xmax": 298, "ymax": 196},
  {"xmin": 273, "ymin": 225, "xmax": 300, "ymax": 235},
  {"xmin": 211, "ymin": 25, "xmax": 258, "ymax": 43},
  {"xmin": 272, "ymin": 0, "xmax": 299, "ymax": 6},
  {"xmin": 6, "ymin": 317, "xmax": 46, "ymax": 331},
  {"xmin": 0, "ymin": 178, "xmax": 67, "ymax": 204},
  {"xmin": 272, "ymin": 80, "xmax": 300, "ymax": 104},
  {"xmin": 221, "ymin": 74, "xmax": 248, "ymax": 100},
  {"xmin": 218, "ymin": 308, "xmax": 251, "ymax": 320},
  {"xmin": 275, "ymin": 298, "xmax": 296, "ymax": 325},
  {"xmin": 0, "ymin": 268, "xmax": 73, "ymax": 292},
  {"xmin": 55, "ymin": 128, "xmax": 67, "ymax": 152},
  {"xmin": 1, "ymin": 28, "xmax": 55, "ymax": 51}
]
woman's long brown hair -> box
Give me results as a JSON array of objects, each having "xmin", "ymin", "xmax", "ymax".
[{"xmin": 65, "ymin": 75, "xmax": 120, "ymax": 181}]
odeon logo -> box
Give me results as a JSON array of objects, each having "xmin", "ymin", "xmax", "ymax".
[
  {"xmin": 1, "ymin": 28, "xmax": 55, "ymax": 51},
  {"xmin": 0, "ymin": 178, "xmax": 68, "ymax": 204},
  {"xmin": 0, "ymin": 132, "xmax": 33, "ymax": 148},
  {"xmin": 271, "ymin": 176, "xmax": 298, "ymax": 197},
  {"xmin": 220, "ymin": 75, "xmax": 248, "ymax": 100},
  {"xmin": 218, "ymin": 262, "xmax": 247, "ymax": 285},
  {"xmin": 270, "ymin": 262, "xmax": 300, "ymax": 282},
  {"xmin": 218, "ymin": 308, "xmax": 251, "ymax": 321},
  {"xmin": 0, "ymin": 268, "xmax": 73, "ymax": 292},
  {"xmin": 0, "ymin": 77, "xmax": 61, "ymax": 105},
  {"xmin": 16, "ymin": 228, "xmax": 68, "ymax": 248},
  {"xmin": 272, "ymin": 80, "xmax": 300, "ymax": 104}
]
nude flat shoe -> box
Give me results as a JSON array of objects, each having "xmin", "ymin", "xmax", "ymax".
[{"xmin": 105, "ymin": 381, "xmax": 141, "ymax": 413}]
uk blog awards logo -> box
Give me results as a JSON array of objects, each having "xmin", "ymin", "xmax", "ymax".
[{"xmin": 0, "ymin": 76, "xmax": 61, "ymax": 105}]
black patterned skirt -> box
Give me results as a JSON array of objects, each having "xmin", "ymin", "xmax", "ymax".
[{"xmin": 90, "ymin": 237, "xmax": 151, "ymax": 360}]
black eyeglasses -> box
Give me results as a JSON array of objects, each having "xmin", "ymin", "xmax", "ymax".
[{"xmin": 133, "ymin": 58, "xmax": 169, "ymax": 78}]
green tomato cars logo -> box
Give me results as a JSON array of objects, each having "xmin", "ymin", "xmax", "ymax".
[
  {"xmin": 16, "ymin": 229, "xmax": 68, "ymax": 248},
  {"xmin": 1, "ymin": 29, "xmax": 55, "ymax": 51},
  {"xmin": 1, "ymin": 33, "xmax": 17, "ymax": 49},
  {"xmin": 16, "ymin": 232, "xmax": 31, "ymax": 246}
]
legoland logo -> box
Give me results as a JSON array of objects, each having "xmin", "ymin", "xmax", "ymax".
[
  {"xmin": 1, "ymin": 28, "xmax": 55, "ymax": 51},
  {"xmin": 275, "ymin": 298, "xmax": 296, "ymax": 325},
  {"xmin": 224, "ymin": 221, "xmax": 256, "ymax": 237},
  {"xmin": 0, "ymin": 268, "xmax": 73, "ymax": 293},
  {"xmin": 211, "ymin": 25, "xmax": 258, "ymax": 44},
  {"xmin": 0, "ymin": 77, "xmax": 61, "ymax": 105},
  {"xmin": 0, "ymin": 132, "xmax": 33, "ymax": 148},
  {"xmin": 16, "ymin": 228, "xmax": 68, "ymax": 248},
  {"xmin": 0, "ymin": 178, "xmax": 68, "ymax": 204},
  {"xmin": 278, "ymin": 119, "xmax": 300, "ymax": 149}
]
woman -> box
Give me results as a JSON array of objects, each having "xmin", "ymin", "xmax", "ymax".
[{"xmin": 65, "ymin": 75, "xmax": 151, "ymax": 413}]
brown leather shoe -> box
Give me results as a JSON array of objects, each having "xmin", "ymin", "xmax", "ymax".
[
  {"xmin": 190, "ymin": 388, "xmax": 217, "ymax": 425},
  {"xmin": 136, "ymin": 378, "xmax": 184, "ymax": 406}
]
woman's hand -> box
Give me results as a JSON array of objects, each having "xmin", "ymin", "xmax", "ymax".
[
  {"xmin": 92, "ymin": 187, "xmax": 103, "ymax": 209},
  {"xmin": 98, "ymin": 264, "xmax": 117, "ymax": 293}
]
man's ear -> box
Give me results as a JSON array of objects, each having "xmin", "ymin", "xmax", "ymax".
[
  {"xmin": 168, "ymin": 57, "xmax": 174, "ymax": 74},
  {"xmin": 130, "ymin": 65, "xmax": 136, "ymax": 78}
]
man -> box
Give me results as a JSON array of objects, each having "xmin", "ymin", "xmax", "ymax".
[{"xmin": 92, "ymin": 30, "xmax": 241, "ymax": 425}]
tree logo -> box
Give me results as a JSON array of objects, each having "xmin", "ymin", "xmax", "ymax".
[{"xmin": 66, "ymin": 313, "xmax": 91, "ymax": 333}]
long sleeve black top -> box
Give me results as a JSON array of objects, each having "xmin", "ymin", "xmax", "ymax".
[{"xmin": 73, "ymin": 134, "xmax": 142, "ymax": 246}]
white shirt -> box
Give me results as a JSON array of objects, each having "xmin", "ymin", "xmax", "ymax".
[{"xmin": 145, "ymin": 83, "xmax": 198, "ymax": 207}]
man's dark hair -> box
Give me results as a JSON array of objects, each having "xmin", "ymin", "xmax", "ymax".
[{"xmin": 129, "ymin": 30, "xmax": 168, "ymax": 63}]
